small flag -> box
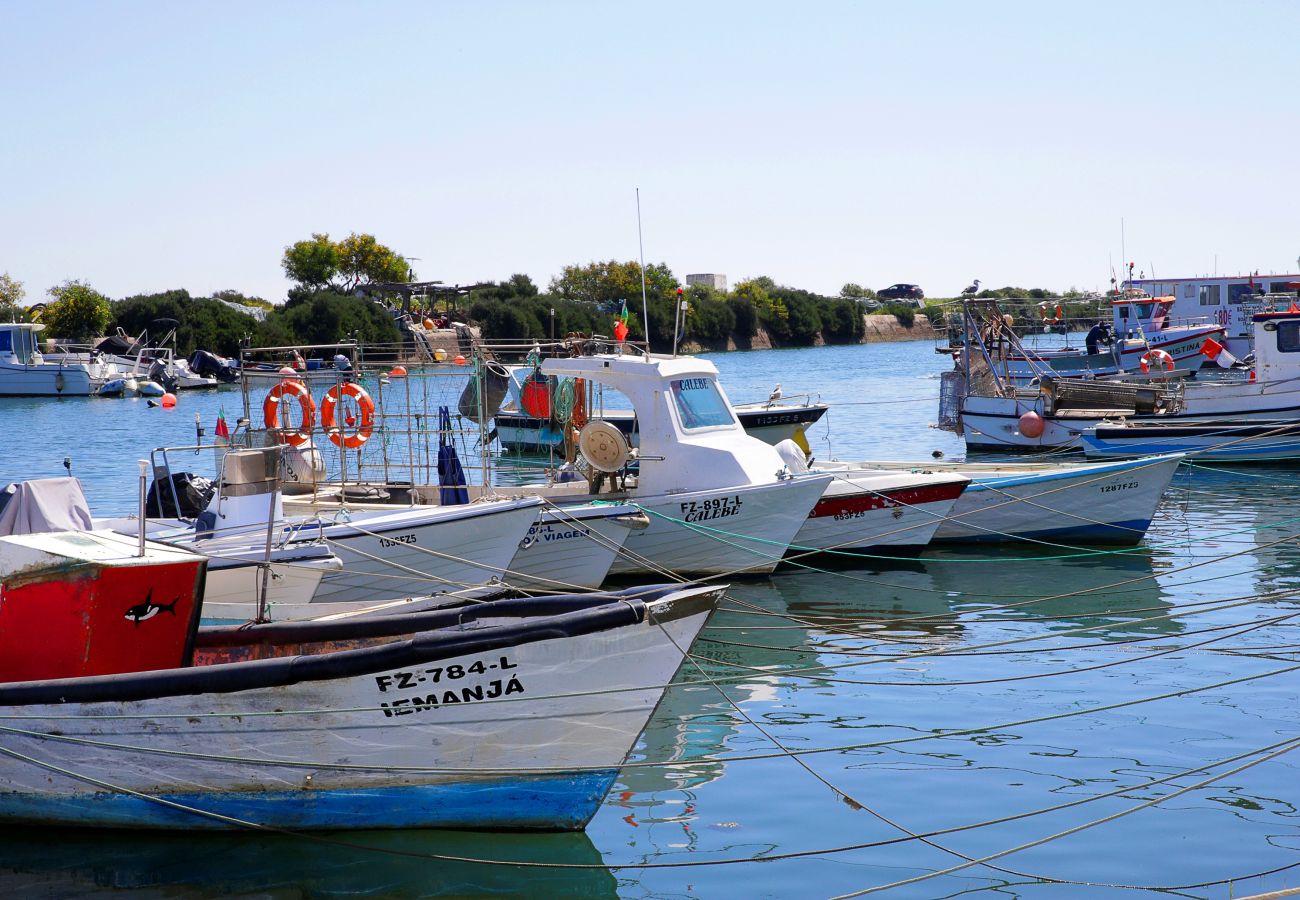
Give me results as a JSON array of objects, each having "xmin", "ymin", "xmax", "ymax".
[
  {"xmin": 215, "ymin": 405, "xmax": 230, "ymax": 439},
  {"xmin": 613, "ymin": 299, "xmax": 630, "ymax": 342},
  {"xmin": 1200, "ymin": 337, "xmax": 1239, "ymax": 369}
]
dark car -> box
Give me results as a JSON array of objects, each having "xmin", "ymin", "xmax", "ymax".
[{"xmin": 877, "ymin": 283, "xmax": 924, "ymax": 301}]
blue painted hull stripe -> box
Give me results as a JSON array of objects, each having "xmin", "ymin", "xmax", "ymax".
[
  {"xmin": 936, "ymin": 519, "xmax": 1151, "ymax": 544},
  {"xmin": 964, "ymin": 454, "xmax": 1182, "ymax": 492},
  {"xmin": 0, "ymin": 771, "xmax": 620, "ymax": 831}
]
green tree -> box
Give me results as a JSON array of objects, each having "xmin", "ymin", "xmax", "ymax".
[
  {"xmin": 43, "ymin": 280, "xmax": 112, "ymax": 339},
  {"xmin": 335, "ymin": 233, "xmax": 411, "ymax": 290},
  {"xmin": 258, "ymin": 291, "xmax": 402, "ymax": 348},
  {"xmin": 0, "ymin": 273, "xmax": 25, "ymax": 320},
  {"xmin": 839, "ymin": 282, "xmax": 876, "ymax": 303},
  {"xmin": 549, "ymin": 260, "xmax": 678, "ymax": 307},
  {"xmin": 282, "ymin": 233, "xmax": 340, "ymax": 289}
]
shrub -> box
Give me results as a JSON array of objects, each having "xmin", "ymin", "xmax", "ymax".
[{"xmin": 44, "ymin": 281, "xmax": 112, "ymax": 340}]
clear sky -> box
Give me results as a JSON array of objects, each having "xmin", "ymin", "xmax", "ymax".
[{"xmin": 3, "ymin": 0, "xmax": 1298, "ymax": 303}]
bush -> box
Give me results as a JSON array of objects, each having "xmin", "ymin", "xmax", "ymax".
[
  {"xmin": 258, "ymin": 292, "xmax": 401, "ymax": 349},
  {"xmin": 113, "ymin": 290, "xmax": 260, "ymax": 357},
  {"xmin": 879, "ymin": 301, "xmax": 916, "ymax": 326},
  {"xmin": 44, "ymin": 281, "xmax": 112, "ymax": 340}
]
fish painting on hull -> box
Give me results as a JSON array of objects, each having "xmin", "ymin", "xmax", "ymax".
[{"xmin": 124, "ymin": 589, "xmax": 181, "ymax": 625}]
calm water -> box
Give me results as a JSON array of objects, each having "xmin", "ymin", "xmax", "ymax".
[{"xmin": 2, "ymin": 341, "xmax": 1299, "ymax": 898}]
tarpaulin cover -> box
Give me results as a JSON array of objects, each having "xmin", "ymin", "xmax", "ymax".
[{"xmin": 0, "ymin": 477, "xmax": 94, "ymax": 537}]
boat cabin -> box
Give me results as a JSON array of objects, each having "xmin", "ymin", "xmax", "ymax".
[
  {"xmin": 1251, "ymin": 310, "xmax": 1300, "ymax": 383},
  {"xmin": 0, "ymin": 322, "xmax": 46, "ymax": 366},
  {"xmin": 540, "ymin": 353, "xmax": 793, "ymax": 496},
  {"xmin": 1123, "ymin": 273, "xmax": 1300, "ymax": 356}
]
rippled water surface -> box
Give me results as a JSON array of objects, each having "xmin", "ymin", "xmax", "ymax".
[{"xmin": 1, "ymin": 340, "xmax": 1298, "ymax": 898}]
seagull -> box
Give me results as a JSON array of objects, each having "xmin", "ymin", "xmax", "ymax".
[
  {"xmin": 961, "ymin": 279, "xmax": 981, "ymax": 296},
  {"xmin": 768, "ymin": 383, "xmax": 782, "ymax": 406}
]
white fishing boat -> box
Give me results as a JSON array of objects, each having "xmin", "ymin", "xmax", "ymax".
[
  {"xmin": 772, "ymin": 442, "xmax": 970, "ymax": 553},
  {"xmin": 0, "ymin": 323, "xmax": 115, "ymax": 396},
  {"xmin": 0, "ymin": 582, "xmax": 723, "ymax": 831},
  {"xmin": 1082, "ymin": 420, "xmax": 1300, "ymax": 463},
  {"xmin": 947, "ymin": 301, "xmax": 1300, "ymax": 450},
  {"xmin": 825, "ymin": 452, "xmax": 1184, "ymax": 544},
  {"xmin": 997, "ymin": 292, "xmax": 1225, "ymax": 382},
  {"xmin": 484, "ymin": 349, "xmax": 835, "ymax": 577},
  {"xmin": 46, "ymin": 321, "xmax": 220, "ymax": 392}
]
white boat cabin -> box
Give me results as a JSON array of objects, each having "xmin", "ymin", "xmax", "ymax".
[
  {"xmin": 1122, "ymin": 273, "xmax": 1300, "ymax": 356},
  {"xmin": 539, "ymin": 353, "xmax": 795, "ymax": 495}
]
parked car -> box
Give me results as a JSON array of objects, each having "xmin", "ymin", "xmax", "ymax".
[{"xmin": 877, "ymin": 283, "xmax": 925, "ymax": 302}]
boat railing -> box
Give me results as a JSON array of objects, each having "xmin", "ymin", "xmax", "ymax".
[{"xmin": 475, "ymin": 336, "xmax": 650, "ymax": 364}]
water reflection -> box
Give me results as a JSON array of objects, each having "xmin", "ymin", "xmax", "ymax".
[{"xmin": 0, "ymin": 826, "xmax": 616, "ymax": 898}]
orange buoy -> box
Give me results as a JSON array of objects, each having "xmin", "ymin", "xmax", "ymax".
[
  {"xmin": 160, "ymin": 392, "xmax": 177, "ymax": 408},
  {"xmin": 390, "ymin": 365, "xmax": 407, "ymax": 378},
  {"xmin": 454, "ymin": 354, "xmax": 466, "ymax": 366},
  {"xmin": 1018, "ymin": 410, "xmax": 1045, "ymax": 438},
  {"xmin": 423, "ymin": 318, "xmax": 435, "ymax": 330}
]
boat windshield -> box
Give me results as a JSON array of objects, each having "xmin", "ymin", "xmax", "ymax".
[
  {"xmin": 0, "ymin": 329, "xmax": 35, "ymax": 363},
  {"xmin": 670, "ymin": 377, "xmax": 736, "ymax": 430}
]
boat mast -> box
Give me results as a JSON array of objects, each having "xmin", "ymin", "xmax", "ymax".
[{"xmin": 636, "ymin": 188, "xmax": 650, "ymax": 351}]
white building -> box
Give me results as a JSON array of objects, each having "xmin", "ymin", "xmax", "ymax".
[{"xmin": 685, "ymin": 273, "xmax": 727, "ymax": 293}]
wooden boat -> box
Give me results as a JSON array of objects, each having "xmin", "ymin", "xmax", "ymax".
[
  {"xmin": 1082, "ymin": 420, "xmax": 1300, "ymax": 462},
  {"xmin": 822, "ymin": 452, "xmax": 1184, "ymax": 544},
  {"xmin": 0, "ymin": 583, "xmax": 722, "ymax": 831}
]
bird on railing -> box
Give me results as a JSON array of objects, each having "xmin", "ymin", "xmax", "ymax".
[
  {"xmin": 962, "ymin": 279, "xmax": 981, "ymax": 297},
  {"xmin": 768, "ymin": 384, "xmax": 782, "ymax": 406}
]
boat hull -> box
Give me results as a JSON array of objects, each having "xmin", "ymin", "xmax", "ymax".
[
  {"xmin": 789, "ymin": 474, "xmax": 967, "ymax": 553},
  {"xmin": 0, "ymin": 586, "xmax": 720, "ymax": 831},
  {"xmin": 605, "ymin": 475, "xmax": 833, "ymax": 577},
  {"xmin": 1082, "ymin": 421, "xmax": 1300, "ymax": 462},
  {"xmin": 504, "ymin": 505, "xmax": 637, "ymax": 591}
]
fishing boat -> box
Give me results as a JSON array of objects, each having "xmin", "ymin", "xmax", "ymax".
[
  {"xmin": 0, "ymin": 323, "xmax": 115, "ymax": 396},
  {"xmin": 1082, "ymin": 420, "xmax": 1300, "ymax": 462},
  {"xmin": 495, "ymin": 362, "xmax": 828, "ymax": 453},
  {"xmin": 0, "ymin": 582, "xmax": 723, "ymax": 831},
  {"xmin": 996, "ymin": 292, "xmax": 1225, "ymax": 383},
  {"xmin": 0, "ymin": 478, "xmax": 207, "ymax": 681},
  {"xmin": 946, "ymin": 300, "xmax": 1300, "ymax": 450},
  {"xmin": 816, "ymin": 452, "xmax": 1184, "ymax": 544}
]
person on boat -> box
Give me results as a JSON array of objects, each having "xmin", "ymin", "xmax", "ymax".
[{"xmin": 1085, "ymin": 321, "xmax": 1114, "ymax": 356}]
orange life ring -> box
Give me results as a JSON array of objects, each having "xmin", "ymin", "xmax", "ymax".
[
  {"xmin": 263, "ymin": 379, "xmax": 316, "ymax": 447},
  {"xmin": 1038, "ymin": 302, "xmax": 1065, "ymax": 324},
  {"xmin": 321, "ymin": 382, "xmax": 375, "ymax": 449},
  {"xmin": 1139, "ymin": 348, "xmax": 1175, "ymax": 374},
  {"xmin": 570, "ymin": 378, "xmax": 588, "ymax": 429}
]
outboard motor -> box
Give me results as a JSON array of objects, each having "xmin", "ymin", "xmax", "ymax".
[
  {"xmin": 149, "ymin": 359, "xmax": 179, "ymax": 394},
  {"xmin": 145, "ymin": 472, "xmax": 215, "ymax": 519},
  {"xmin": 188, "ymin": 349, "xmax": 239, "ymax": 383}
]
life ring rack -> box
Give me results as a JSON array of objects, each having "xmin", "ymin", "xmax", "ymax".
[
  {"xmin": 321, "ymin": 382, "xmax": 376, "ymax": 449},
  {"xmin": 263, "ymin": 379, "xmax": 316, "ymax": 447}
]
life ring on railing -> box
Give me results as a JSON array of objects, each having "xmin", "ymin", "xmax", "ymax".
[
  {"xmin": 570, "ymin": 377, "xmax": 588, "ymax": 429},
  {"xmin": 1038, "ymin": 301, "xmax": 1065, "ymax": 324},
  {"xmin": 263, "ymin": 379, "xmax": 316, "ymax": 447},
  {"xmin": 321, "ymin": 382, "xmax": 375, "ymax": 449},
  {"xmin": 1139, "ymin": 348, "xmax": 1175, "ymax": 374}
]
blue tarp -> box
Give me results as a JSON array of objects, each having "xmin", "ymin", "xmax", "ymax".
[{"xmin": 437, "ymin": 406, "xmax": 469, "ymax": 505}]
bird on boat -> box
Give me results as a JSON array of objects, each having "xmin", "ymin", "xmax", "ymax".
[
  {"xmin": 768, "ymin": 384, "xmax": 782, "ymax": 406},
  {"xmin": 962, "ymin": 279, "xmax": 981, "ymax": 296}
]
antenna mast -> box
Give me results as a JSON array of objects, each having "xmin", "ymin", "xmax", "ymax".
[{"xmin": 636, "ymin": 188, "xmax": 650, "ymax": 351}]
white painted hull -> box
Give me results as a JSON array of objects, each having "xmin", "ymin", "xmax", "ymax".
[
  {"xmin": 199, "ymin": 556, "xmax": 340, "ymax": 623},
  {"xmin": 961, "ymin": 378, "xmax": 1300, "ymax": 449},
  {"xmin": 0, "ymin": 585, "xmax": 721, "ymax": 831},
  {"xmin": 505, "ymin": 505, "xmax": 638, "ymax": 592},
  {"xmin": 0, "ymin": 361, "xmax": 102, "ymax": 397},
  {"xmin": 605, "ymin": 474, "xmax": 832, "ymax": 577},
  {"xmin": 304, "ymin": 499, "xmax": 544, "ymax": 602},
  {"xmin": 790, "ymin": 471, "xmax": 968, "ymax": 553},
  {"xmin": 848, "ymin": 454, "xmax": 1183, "ymax": 544}
]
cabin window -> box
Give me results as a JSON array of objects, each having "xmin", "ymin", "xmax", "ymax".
[
  {"xmin": 1182, "ymin": 284, "xmax": 1196, "ymax": 299},
  {"xmin": 0, "ymin": 331, "xmax": 10, "ymax": 353},
  {"xmin": 1228, "ymin": 283, "xmax": 1255, "ymax": 304},
  {"xmin": 1199, "ymin": 285, "xmax": 1221, "ymax": 306},
  {"xmin": 1117, "ymin": 305, "xmax": 1128, "ymax": 320},
  {"xmin": 1271, "ymin": 281, "xmax": 1295, "ymax": 294},
  {"xmin": 1277, "ymin": 321, "xmax": 1300, "ymax": 353},
  {"xmin": 669, "ymin": 377, "xmax": 735, "ymax": 430}
]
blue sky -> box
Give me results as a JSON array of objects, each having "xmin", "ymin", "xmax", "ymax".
[{"xmin": 3, "ymin": 0, "xmax": 1297, "ymax": 303}]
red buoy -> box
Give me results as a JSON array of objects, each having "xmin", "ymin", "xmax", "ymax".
[{"xmin": 1018, "ymin": 410, "xmax": 1044, "ymax": 438}]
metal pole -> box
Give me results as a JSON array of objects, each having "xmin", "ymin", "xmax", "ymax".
[
  {"xmin": 136, "ymin": 459, "xmax": 148, "ymax": 557},
  {"xmin": 636, "ymin": 188, "xmax": 650, "ymax": 351},
  {"xmin": 256, "ymin": 446, "xmax": 281, "ymax": 624}
]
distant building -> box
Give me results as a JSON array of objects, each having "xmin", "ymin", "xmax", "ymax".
[{"xmin": 685, "ymin": 273, "xmax": 727, "ymax": 293}]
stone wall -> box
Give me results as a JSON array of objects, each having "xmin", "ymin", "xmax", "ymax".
[{"xmin": 861, "ymin": 313, "xmax": 939, "ymax": 343}]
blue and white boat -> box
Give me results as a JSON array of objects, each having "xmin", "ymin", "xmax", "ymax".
[
  {"xmin": 1082, "ymin": 420, "xmax": 1300, "ymax": 462},
  {"xmin": 0, "ymin": 582, "xmax": 722, "ymax": 831},
  {"xmin": 824, "ymin": 453, "xmax": 1184, "ymax": 544}
]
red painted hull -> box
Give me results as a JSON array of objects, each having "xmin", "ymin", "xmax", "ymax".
[{"xmin": 0, "ymin": 560, "xmax": 204, "ymax": 682}]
